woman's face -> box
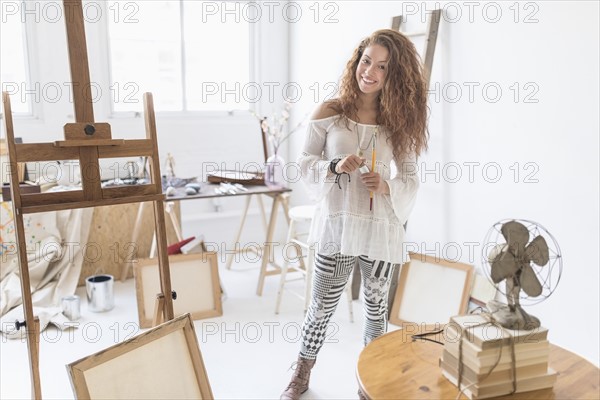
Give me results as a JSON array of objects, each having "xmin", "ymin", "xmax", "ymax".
[{"xmin": 355, "ymin": 44, "xmax": 389, "ymax": 96}]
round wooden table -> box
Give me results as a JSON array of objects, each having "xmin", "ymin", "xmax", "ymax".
[{"xmin": 357, "ymin": 328, "xmax": 599, "ymax": 399}]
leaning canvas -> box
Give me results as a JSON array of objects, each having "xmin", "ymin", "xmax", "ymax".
[
  {"xmin": 134, "ymin": 252, "xmax": 222, "ymax": 328},
  {"xmin": 390, "ymin": 253, "xmax": 474, "ymax": 328},
  {"xmin": 66, "ymin": 314, "xmax": 213, "ymax": 399}
]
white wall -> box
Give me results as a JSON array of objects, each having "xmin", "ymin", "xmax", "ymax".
[{"xmin": 289, "ymin": 1, "xmax": 599, "ymax": 365}]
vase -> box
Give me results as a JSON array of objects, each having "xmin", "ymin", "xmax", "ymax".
[{"xmin": 264, "ymin": 153, "xmax": 286, "ymax": 189}]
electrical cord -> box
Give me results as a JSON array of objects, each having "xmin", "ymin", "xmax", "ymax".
[{"xmin": 411, "ymin": 328, "xmax": 445, "ymax": 346}]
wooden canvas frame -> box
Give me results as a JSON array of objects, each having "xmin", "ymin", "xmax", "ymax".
[
  {"xmin": 469, "ymin": 272, "xmax": 498, "ymax": 307},
  {"xmin": 67, "ymin": 314, "xmax": 213, "ymax": 399},
  {"xmin": 389, "ymin": 253, "xmax": 474, "ymax": 328},
  {"xmin": 134, "ymin": 252, "xmax": 222, "ymax": 329}
]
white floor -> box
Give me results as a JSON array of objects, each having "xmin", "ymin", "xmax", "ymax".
[{"xmin": 0, "ymin": 257, "xmax": 397, "ymax": 399}]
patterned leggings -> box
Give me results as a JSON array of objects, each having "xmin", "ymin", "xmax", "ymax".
[{"xmin": 299, "ymin": 253, "xmax": 397, "ymax": 360}]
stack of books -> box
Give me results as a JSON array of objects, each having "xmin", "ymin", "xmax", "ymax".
[{"xmin": 440, "ymin": 314, "xmax": 557, "ymax": 399}]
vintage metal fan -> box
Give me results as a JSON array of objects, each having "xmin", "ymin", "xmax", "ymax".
[{"xmin": 482, "ymin": 219, "xmax": 562, "ymax": 330}]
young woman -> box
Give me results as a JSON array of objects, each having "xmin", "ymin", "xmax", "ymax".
[{"xmin": 281, "ymin": 29, "xmax": 429, "ymax": 400}]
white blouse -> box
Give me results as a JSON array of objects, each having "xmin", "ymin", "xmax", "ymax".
[{"xmin": 298, "ymin": 115, "xmax": 420, "ymax": 264}]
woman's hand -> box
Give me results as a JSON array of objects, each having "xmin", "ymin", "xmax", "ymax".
[
  {"xmin": 361, "ymin": 172, "xmax": 390, "ymax": 194},
  {"xmin": 335, "ymin": 154, "xmax": 365, "ymax": 174}
]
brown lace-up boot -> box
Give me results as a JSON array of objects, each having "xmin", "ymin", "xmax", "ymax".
[{"xmin": 280, "ymin": 357, "xmax": 316, "ymax": 400}]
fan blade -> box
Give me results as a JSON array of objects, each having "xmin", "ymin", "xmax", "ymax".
[
  {"xmin": 520, "ymin": 263, "xmax": 543, "ymax": 297},
  {"xmin": 490, "ymin": 248, "xmax": 520, "ymax": 283},
  {"xmin": 487, "ymin": 243, "xmax": 506, "ymax": 263},
  {"xmin": 525, "ymin": 235, "xmax": 550, "ymax": 266},
  {"xmin": 501, "ymin": 221, "xmax": 529, "ymax": 258}
]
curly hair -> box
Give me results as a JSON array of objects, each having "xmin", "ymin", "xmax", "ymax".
[{"xmin": 330, "ymin": 29, "xmax": 429, "ymax": 160}]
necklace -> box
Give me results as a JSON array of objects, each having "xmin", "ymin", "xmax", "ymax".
[{"xmin": 355, "ymin": 124, "xmax": 378, "ymax": 157}]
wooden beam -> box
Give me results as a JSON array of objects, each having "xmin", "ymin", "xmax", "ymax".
[
  {"xmin": 391, "ymin": 15, "xmax": 403, "ymax": 31},
  {"xmin": 152, "ymin": 199, "xmax": 175, "ymax": 320},
  {"xmin": 97, "ymin": 139, "xmax": 154, "ymax": 158},
  {"xmin": 55, "ymin": 139, "xmax": 124, "ymax": 147},
  {"xmin": 79, "ymin": 146, "xmax": 102, "ymax": 201},
  {"xmin": 21, "ymin": 194, "xmax": 165, "ymax": 214},
  {"xmin": 144, "ymin": 93, "xmax": 163, "ymax": 195},
  {"xmin": 14, "ymin": 143, "xmax": 79, "ymax": 162},
  {"xmin": 423, "ymin": 10, "xmax": 441, "ymax": 89},
  {"xmin": 102, "ymin": 185, "xmax": 160, "ymax": 199},
  {"xmin": 64, "ymin": 0, "xmax": 94, "ymax": 123},
  {"xmin": 143, "ymin": 93, "xmax": 174, "ymax": 321},
  {"xmin": 2, "ymin": 92, "xmax": 42, "ymax": 399},
  {"xmin": 20, "ymin": 191, "xmax": 85, "ymax": 208}
]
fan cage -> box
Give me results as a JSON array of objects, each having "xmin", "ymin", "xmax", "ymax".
[{"xmin": 481, "ymin": 218, "xmax": 563, "ymax": 306}]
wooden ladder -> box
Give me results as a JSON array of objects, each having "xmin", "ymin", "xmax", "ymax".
[
  {"xmin": 351, "ymin": 10, "xmax": 442, "ymax": 303},
  {"xmin": 384, "ymin": 9, "xmax": 442, "ymax": 311},
  {"xmin": 391, "ymin": 9, "xmax": 442, "ymax": 90},
  {"xmin": 2, "ymin": 1, "xmax": 174, "ymax": 398}
]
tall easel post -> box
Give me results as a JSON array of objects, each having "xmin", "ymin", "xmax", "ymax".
[
  {"xmin": 2, "ymin": 93, "xmax": 42, "ymax": 400},
  {"xmin": 144, "ymin": 93, "xmax": 175, "ymax": 321},
  {"xmin": 64, "ymin": 0, "xmax": 102, "ymax": 201}
]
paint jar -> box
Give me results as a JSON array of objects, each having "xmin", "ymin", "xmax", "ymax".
[
  {"xmin": 61, "ymin": 295, "xmax": 81, "ymax": 320},
  {"xmin": 86, "ymin": 274, "xmax": 115, "ymax": 312}
]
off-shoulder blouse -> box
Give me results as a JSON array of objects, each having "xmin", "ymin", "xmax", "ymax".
[{"xmin": 297, "ymin": 115, "xmax": 419, "ymax": 264}]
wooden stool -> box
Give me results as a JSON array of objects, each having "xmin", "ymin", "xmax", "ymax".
[{"xmin": 275, "ymin": 205, "xmax": 354, "ymax": 322}]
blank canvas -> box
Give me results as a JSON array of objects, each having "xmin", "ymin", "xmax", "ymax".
[
  {"xmin": 135, "ymin": 252, "xmax": 222, "ymax": 328},
  {"xmin": 390, "ymin": 253, "xmax": 474, "ymax": 327},
  {"xmin": 67, "ymin": 314, "xmax": 213, "ymax": 399}
]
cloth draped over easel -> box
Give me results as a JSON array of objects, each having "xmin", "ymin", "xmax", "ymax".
[{"xmin": 0, "ymin": 203, "xmax": 93, "ymax": 339}]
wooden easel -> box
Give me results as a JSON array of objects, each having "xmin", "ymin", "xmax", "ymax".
[{"xmin": 2, "ymin": 1, "xmax": 174, "ymax": 398}]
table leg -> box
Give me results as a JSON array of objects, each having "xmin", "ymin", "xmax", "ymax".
[
  {"xmin": 226, "ymin": 195, "xmax": 253, "ymax": 269},
  {"xmin": 256, "ymin": 194, "xmax": 282, "ymax": 296},
  {"xmin": 164, "ymin": 201, "xmax": 183, "ymax": 242},
  {"xmin": 257, "ymin": 195, "xmax": 268, "ymax": 231},
  {"xmin": 280, "ymin": 193, "xmax": 291, "ymax": 226}
]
